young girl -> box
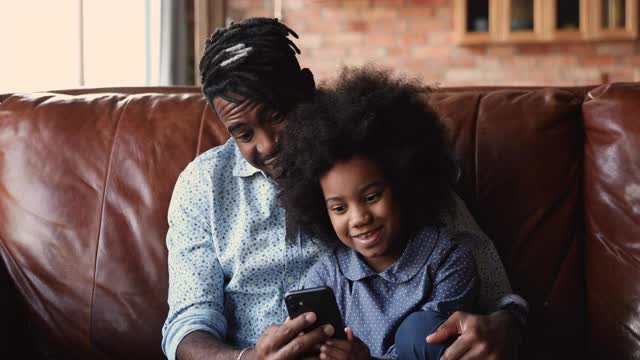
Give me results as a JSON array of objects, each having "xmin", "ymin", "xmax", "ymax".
[{"xmin": 276, "ymin": 67, "xmax": 478, "ymax": 360}]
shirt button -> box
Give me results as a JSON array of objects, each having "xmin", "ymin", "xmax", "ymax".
[{"xmin": 287, "ymin": 276, "xmax": 295, "ymax": 284}]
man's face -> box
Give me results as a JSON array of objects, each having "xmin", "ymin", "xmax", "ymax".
[{"xmin": 213, "ymin": 96, "xmax": 286, "ymax": 176}]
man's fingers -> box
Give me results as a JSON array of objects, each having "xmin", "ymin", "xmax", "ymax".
[
  {"xmin": 440, "ymin": 333, "xmax": 472, "ymax": 360},
  {"xmin": 272, "ymin": 312, "xmax": 318, "ymax": 349},
  {"xmin": 262, "ymin": 324, "xmax": 280, "ymax": 339},
  {"xmin": 276, "ymin": 324, "xmax": 334, "ymax": 359},
  {"xmin": 457, "ymin": 345, "xmax": 491, "ymax": 360},
  {"xmin": 427, "ymin": 311, "xmax": 466, "ymax": 344}
]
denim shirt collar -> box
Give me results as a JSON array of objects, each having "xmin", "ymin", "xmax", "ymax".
[{"xmin": 335, "ymin": 226, "xmax": 441, "ymax": 283}]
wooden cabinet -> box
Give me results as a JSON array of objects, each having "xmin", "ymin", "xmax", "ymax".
[
  {"xmin": 547, "ymin": 0, "xmax": 587, "ymax": 41},
  {"xmin": 454, "ymin": 0, "xmax": 638, "ymax": 44},
  {"xmin": 454, "ymin": 0, "xmax": 498, "ymax": 44},
  {"xmin": 589, "ymin": 0, "xmax": 639, "ymax": 39},
  {"xmin": 501, "ymin": 0, "xmax": 543, "ymax": 42}
]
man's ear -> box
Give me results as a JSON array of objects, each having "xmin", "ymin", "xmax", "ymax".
[{"xmin": 299, "ymin": 68, "xmax": 316, "ymax": 98}]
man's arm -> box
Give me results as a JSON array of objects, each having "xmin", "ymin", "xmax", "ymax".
[
  {"xmin": 162, "ymin": 162, "xmax": 229, "ymax": 360},
  {"xmin": 424, "ymin": 260, "xmax": 525, "ymax": 360},
  {"xmin": 163, "ymin": 162, "xmax": 333, "ymax": 360},
  {"xmin": 429, "ymin": 191, "xmax": 527, "ymax": 359},
  {"xmin": 442, "ymin": 192, "xmax": 513, "ymax": 311},
  {"xmin": 443, "ymin": 191, "xmax": 530, "ymax": 312},
  {"xmin": 177, "ymin": 318, "xmax": 335, "ymax": 360},
  {"xmin": 177, "ymin": 331, "xmax": 240, "ymax": 360}
]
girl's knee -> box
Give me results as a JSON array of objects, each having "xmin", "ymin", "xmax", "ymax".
[{"xmin": 395, "ymin": 311, "xmax": 450, "ymax": 360}]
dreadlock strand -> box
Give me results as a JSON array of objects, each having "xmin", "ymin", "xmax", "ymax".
[{"xmin": 200, "ymin": 17, "xmax": 307, "ymax": 114}]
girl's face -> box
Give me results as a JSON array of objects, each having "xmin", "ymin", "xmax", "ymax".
[{"xmin": 320, "ymin": 155, "xmax": 404, "ymax": 273}]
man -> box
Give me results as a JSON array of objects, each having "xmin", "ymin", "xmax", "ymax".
[{"xmin": 162, "ymin": 17, "xmax": 527, "ymax": 360}]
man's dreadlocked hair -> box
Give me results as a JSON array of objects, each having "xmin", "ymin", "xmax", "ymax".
[{"xmin": 200, "ymin": 17, "xmax": 313, "ymax": 115}]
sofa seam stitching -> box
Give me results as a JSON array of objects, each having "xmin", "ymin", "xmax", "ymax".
[
  {"xmin": 473, "ymin": 93, "xmax": 482, "ymax": 199},
  {"xmin": 87, "ymin": 95, "xmax": 130, "ymax": 350},
  {"xmin": 195, "ymin": 99, "xmax": 207, "ymax": 158}
]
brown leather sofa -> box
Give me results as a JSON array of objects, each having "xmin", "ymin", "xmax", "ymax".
[{"xmin": 1, "ymin": 83, "xmax": 638, "ymax": 359}]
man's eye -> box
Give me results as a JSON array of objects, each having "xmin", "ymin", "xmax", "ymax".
[
  {"xmin": 236, "ymin": 131, "xmax": 253, "ymax": 142},
  {"xmin": 271, "ymin": 114, "xmax": 285, "ymax": 124}
]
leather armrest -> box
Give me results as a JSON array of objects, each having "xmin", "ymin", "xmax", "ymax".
[{"xmin": 0, "ymin": 253, "xmax": 39, "ymax": 359}]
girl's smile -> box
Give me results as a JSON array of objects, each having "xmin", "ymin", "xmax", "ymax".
[
  {"xmin": 351, "ymin": 225, "xmax": 384, "ymax": 248},
  {"xmin": 320, "ymin": 155, "xmax": 405, "ymax": 272}
]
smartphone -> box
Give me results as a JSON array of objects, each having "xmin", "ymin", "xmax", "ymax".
[{"xmin": 285, "ymin": 286, "xmax": 346, "ymax": 340}]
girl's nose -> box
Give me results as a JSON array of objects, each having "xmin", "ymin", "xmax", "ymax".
[{"xmin": 351, "ymin": 205, "xmax": 373, "ymax": 227}]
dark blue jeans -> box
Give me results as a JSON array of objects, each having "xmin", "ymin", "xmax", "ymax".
[{"xmin": 395, "ymin": 310, "xmax": 455, "ymax": 360}]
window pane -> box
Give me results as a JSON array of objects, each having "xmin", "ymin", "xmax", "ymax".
[
  {"xmin": 602, "ymin": 0, "xmax": 626, "ymax": 29},
  {"xmin": 467, "ymin": 0, "xmax": 489, "ymax": 32},
  {"xmin": 0, "ymin": 0, "xmax": 161, "ymax": 93},
  {"xmin": 83, "ymin": 0, "xmax": 148, "ymax": 87},
  {"xmin": 0, "ymin": 1, "xmax": 81, "ymax": 92},
  {"xmin": 511, "ymin": 0, "xmax": 534, "ymax": 31},
  {"xmin": 557, "ymin": 0, "xmax": 580, "ymax": 30}
]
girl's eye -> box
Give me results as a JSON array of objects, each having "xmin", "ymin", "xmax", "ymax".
[
  {"xmin": 330, "ymin": 205, "xmax": 346, "ymax": 214},
  {"xmin": 365, "ymin": 193, "xmax": 380, "ymax": 203}
]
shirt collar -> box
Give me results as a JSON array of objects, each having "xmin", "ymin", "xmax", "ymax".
[
  {"xmin": 336, "ymin": 226, "xmax": 441, "ymax": 283},
  {"xmin": 230, "ymin": 140, "xmax": 263, "ymax": 178}
]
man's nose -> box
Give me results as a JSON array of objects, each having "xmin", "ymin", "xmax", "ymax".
[{"xmin": 256, "ymin": 130, "xmax": 279, "ymax": 157}]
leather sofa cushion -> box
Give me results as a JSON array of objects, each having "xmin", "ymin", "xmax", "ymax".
[
  {"xmin": 0, "ymin": 91, "xmax": 227, "ymax": 358},
  {"xmin": 583, "ymin": 83, "xmax": 640, "ymax": 359}
]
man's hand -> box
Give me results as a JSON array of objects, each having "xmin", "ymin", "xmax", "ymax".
[
  {"xmin": 318, "ymin": 328, "xmax": 370, "ymax": 360},
  {"xmin": 247, "ymin": 312, "xmax": 334, "ymax": 360},
  {"xmin": 425, "ymin": 310, "xmax": 520, "ymax": 360}
]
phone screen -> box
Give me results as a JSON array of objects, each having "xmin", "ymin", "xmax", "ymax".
[{"xmin": 285, "ymin": 286, "xmax": 346, "ymax": 339}]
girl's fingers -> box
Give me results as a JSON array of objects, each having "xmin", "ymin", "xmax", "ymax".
[
  {"xmin": 320, "ymin": 341, "xmax": 350, "ymax": 359},
  {"xmin": 323, "ymin": 339, "xmax": 351, "ymax": 351},
  {"xmin": 345, "ymin": 327, "xmax": 355, "ymax": 342}
]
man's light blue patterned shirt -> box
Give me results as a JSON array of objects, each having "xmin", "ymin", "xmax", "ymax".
[{"xmin": 161, "ymin": 139, "xmax": 328, "ymax": 360}]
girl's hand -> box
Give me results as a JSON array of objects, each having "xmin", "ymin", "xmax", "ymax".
[{"xmin": 319, "ymin": 327, "xmax": 370, "ymax": 360}]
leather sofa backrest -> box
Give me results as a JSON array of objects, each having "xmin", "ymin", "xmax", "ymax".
[
  {"xmin": 582, "ymin": 83, "xmax": 640, "ymax": 359},
  {"xmin": 1, "ymin": 84, "xmax": 639, "ymax": 359},
  {"xmin": 431, "ymin": 87, "xmax": 587, "ymax": 358}
]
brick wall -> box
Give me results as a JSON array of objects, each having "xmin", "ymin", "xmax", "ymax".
[{"xmin": 225, "ymin": 0, "xmax": 640, "ymax": 86}]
